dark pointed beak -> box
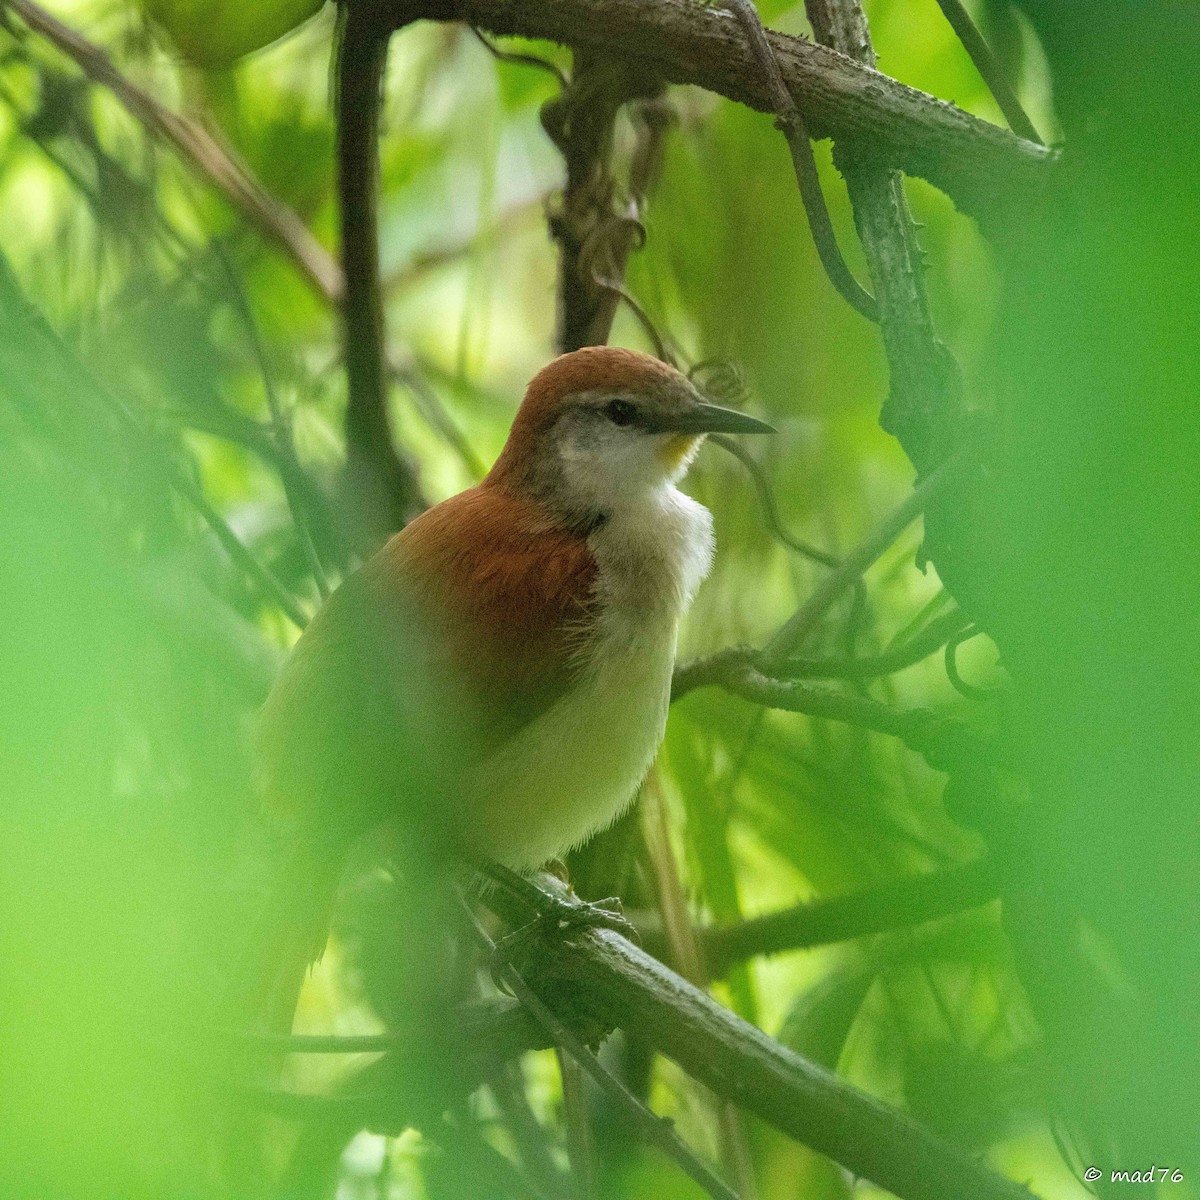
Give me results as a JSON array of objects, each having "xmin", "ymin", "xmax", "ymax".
[{"xmin": 647, "ymin": 402, "xmax": 775, "ymax": 436}]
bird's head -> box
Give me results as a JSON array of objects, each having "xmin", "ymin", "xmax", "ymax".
[{"xmin": 487, "ymin": 347, "xmax": 773, "ymax": 524}]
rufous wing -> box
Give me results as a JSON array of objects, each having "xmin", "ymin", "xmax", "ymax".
[
  {"xmin": 257, "ymin": 483, "xmax": 600, "ymax": 841},
  {"xmin": 377, "ymin": 484, "xmax": 600, "ymax": 746}
]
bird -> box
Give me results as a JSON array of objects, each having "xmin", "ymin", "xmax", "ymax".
[{"xmin": 251, "ymin": 345, "xmax": 772, "ymax": 1031}]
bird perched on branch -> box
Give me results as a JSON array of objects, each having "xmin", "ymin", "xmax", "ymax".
[{"xmin": 253, "ymin": 346, "xmax": 772, "ymax": 1029}]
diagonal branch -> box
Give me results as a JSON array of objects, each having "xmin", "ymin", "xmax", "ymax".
[
  {"xmin": 380, "ymin": 0, "xmax": 1054, "ymax": 230},
  {"xmin": 931, "ymin": 0, "xmax": 1042, "ymax": 145},
  {"xmin": 467, "ymin": 908, "xmax": 742, "ymax": 1200},
  {"xmin": 4, "ymin": 0, "xmax": 343, "ymax": 304},
  {"xmin": 698, "ymin": 859, "xmax": 999, "ymax": 978},
  {"xmin": 481, "ymin": 875, "xmax": 1035, "ymax": 1200},
  {"xmin": 759, "ymin": 451, "xmax": 967, "ymax": 664}
]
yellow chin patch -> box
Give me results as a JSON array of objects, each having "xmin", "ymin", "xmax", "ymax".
[{"xmin": 657, "ymin": 434, "xmax": 702, "ymax": 471}]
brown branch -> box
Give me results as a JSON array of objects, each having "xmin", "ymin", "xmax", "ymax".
[
  {"xmin": 380, "ymin": 0, "xmax": 1053, "ymax": 231},
  {"xmin": 467, "ymin": 910, "xmax": 742, "ymax": 1200},
  {"xmin": 336, "ymin": 4, "xmax": 426, "ymax": 535},
  {"xmin": 481, "ymin": 877, "xmax": 1035, "ymax": 1200},
  {"xmin": 541, "ymin": 54, "xmax": 664, "ymax": 351},
  {"xmin": 4, "ymin": 0, "xmax": 343, "ymax": 304},
  {"xmin": 672, "ymin": 656, "xmax": 991, "ymax": 768}
]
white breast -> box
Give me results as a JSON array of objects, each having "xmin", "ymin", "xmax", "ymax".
[{"xmin": 458, "ymin": 485, "xmax": 713, "ymax": 869}]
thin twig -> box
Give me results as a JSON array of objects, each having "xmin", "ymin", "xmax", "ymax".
[
  {"xmin": 641, "ymin": 779, "xmax": 760, "ymax": 1197},
  {"xmin": 471, "ymin": 25, "xmax": 567, "ymax": 88},
  {"xmin": 4, "ymin": 0, "xmax": 343, "ymax": 303},
  {"xmin": 943, "ymin": 624, "xmax": 998, "ymax": 700},
  {"xmin": 931, "ymin": 0, "xmax": 1042, "ymax": 145},
  {"xmin": 723, "ymin": 0, "xmax": 877, "ymax": 321},
  {"xmin": 392, "ymin": 359, "xmax": 489, "ymax": 481},
  {"xmin": 671, "ymin": 653, "xmax": 999, "ymax": 786},
  {"xmin": 211, "ymin": 243, "xmax": 333, "ymax": 598},
  {"xmin": 710, "ymin": 434, "xmax": 839, "ymax": 568},
  {"xmin": 464, "ymin": 907, "xmax": 743, "ymax": 1200},
  {"xmin": 698, "ymin": 860, "xmax": 998, "ymax": 978},
  {"xmin": 486, "ymin": 1063, "xmax": 569, "ymax": 1200},
  {"xmin": 761, "ymin": 452, "xmax": 967, "ymax": 664},
  {"xmin": 381, "ymin": 194, "xmax": 546, "ymax": 296},
  {"xmin": 557, "ymin": 1048, "xmax": 597, "ymax": 1200},
  {"xmin": 182, "ymin": 474, "xmax": 308, "ymax": 628}
]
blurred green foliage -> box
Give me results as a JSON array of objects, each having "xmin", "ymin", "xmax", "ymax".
[
  {"xmin": 142, "ymin": 0, "xmax": 326, "ymax": 67},
  {"xmin": 3, "ymin": 1, "xmax": 1186, "ymax": 1199}
]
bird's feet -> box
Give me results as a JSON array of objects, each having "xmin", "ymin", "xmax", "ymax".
[{"xmin": 479, "ymin": 862, "xmax": 638, "ymax": 986}]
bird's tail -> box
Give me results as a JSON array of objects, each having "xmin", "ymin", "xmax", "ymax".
[{"xmin": 237, "ymin": 841, "xmax": 345, "ymax": 1038}]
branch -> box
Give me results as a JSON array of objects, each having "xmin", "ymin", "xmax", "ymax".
[
  {"xmin": 541, "ymin": 54, "xmax": 664, "ymax": 351},
  {"xmin": 673, "ymin": 656, "xmax": 991, "ymax": 771},
  {"xmin": 468, "ymin": 910, "xmax": 741, "ymax": 1200},
  {"xmin": 777, "ymin": 606, "xmax": 971, "ymax": 680},
  {"xmin": 760, "ymin": 451, "xmax": 967, "ymax": 664},
  {"xmin": 382, "ymin": 0, "xmax": 1054, "ymax": 230},
  {"xmin": 804, "ymin": 0, "xmax": 963, "ymax": 472},
  {"xmin": 336, "ymin": 4, "xmax": 426, "ymax": 534},
  {"xmin": 711, "ymin": 434, "xmax": 840, "ymax": 568},
  {"xmin": 4, "ymin": 0, "xmax": 343, "ymax": 304},
  {"xmin": 484, "ymin": 878, "xmax": 1034, "ymax": 1200},
  {"xmin": 699, "ymin": 859, "xmax": 999, "ymax": 978}
]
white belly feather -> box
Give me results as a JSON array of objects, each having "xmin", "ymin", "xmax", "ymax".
[{"xmin": 461, "ymin": 485, "xmax": 713, "ymax": 869}]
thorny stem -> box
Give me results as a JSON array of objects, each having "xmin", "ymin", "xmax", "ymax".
[{"xmin": 805, "ymin": 0, "xmax": 965, "ymax": 472}]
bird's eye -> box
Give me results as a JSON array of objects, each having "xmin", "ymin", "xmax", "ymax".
[{"xmin": 604, "ymin": 398, "xmax": 637, "ymax": 427}]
